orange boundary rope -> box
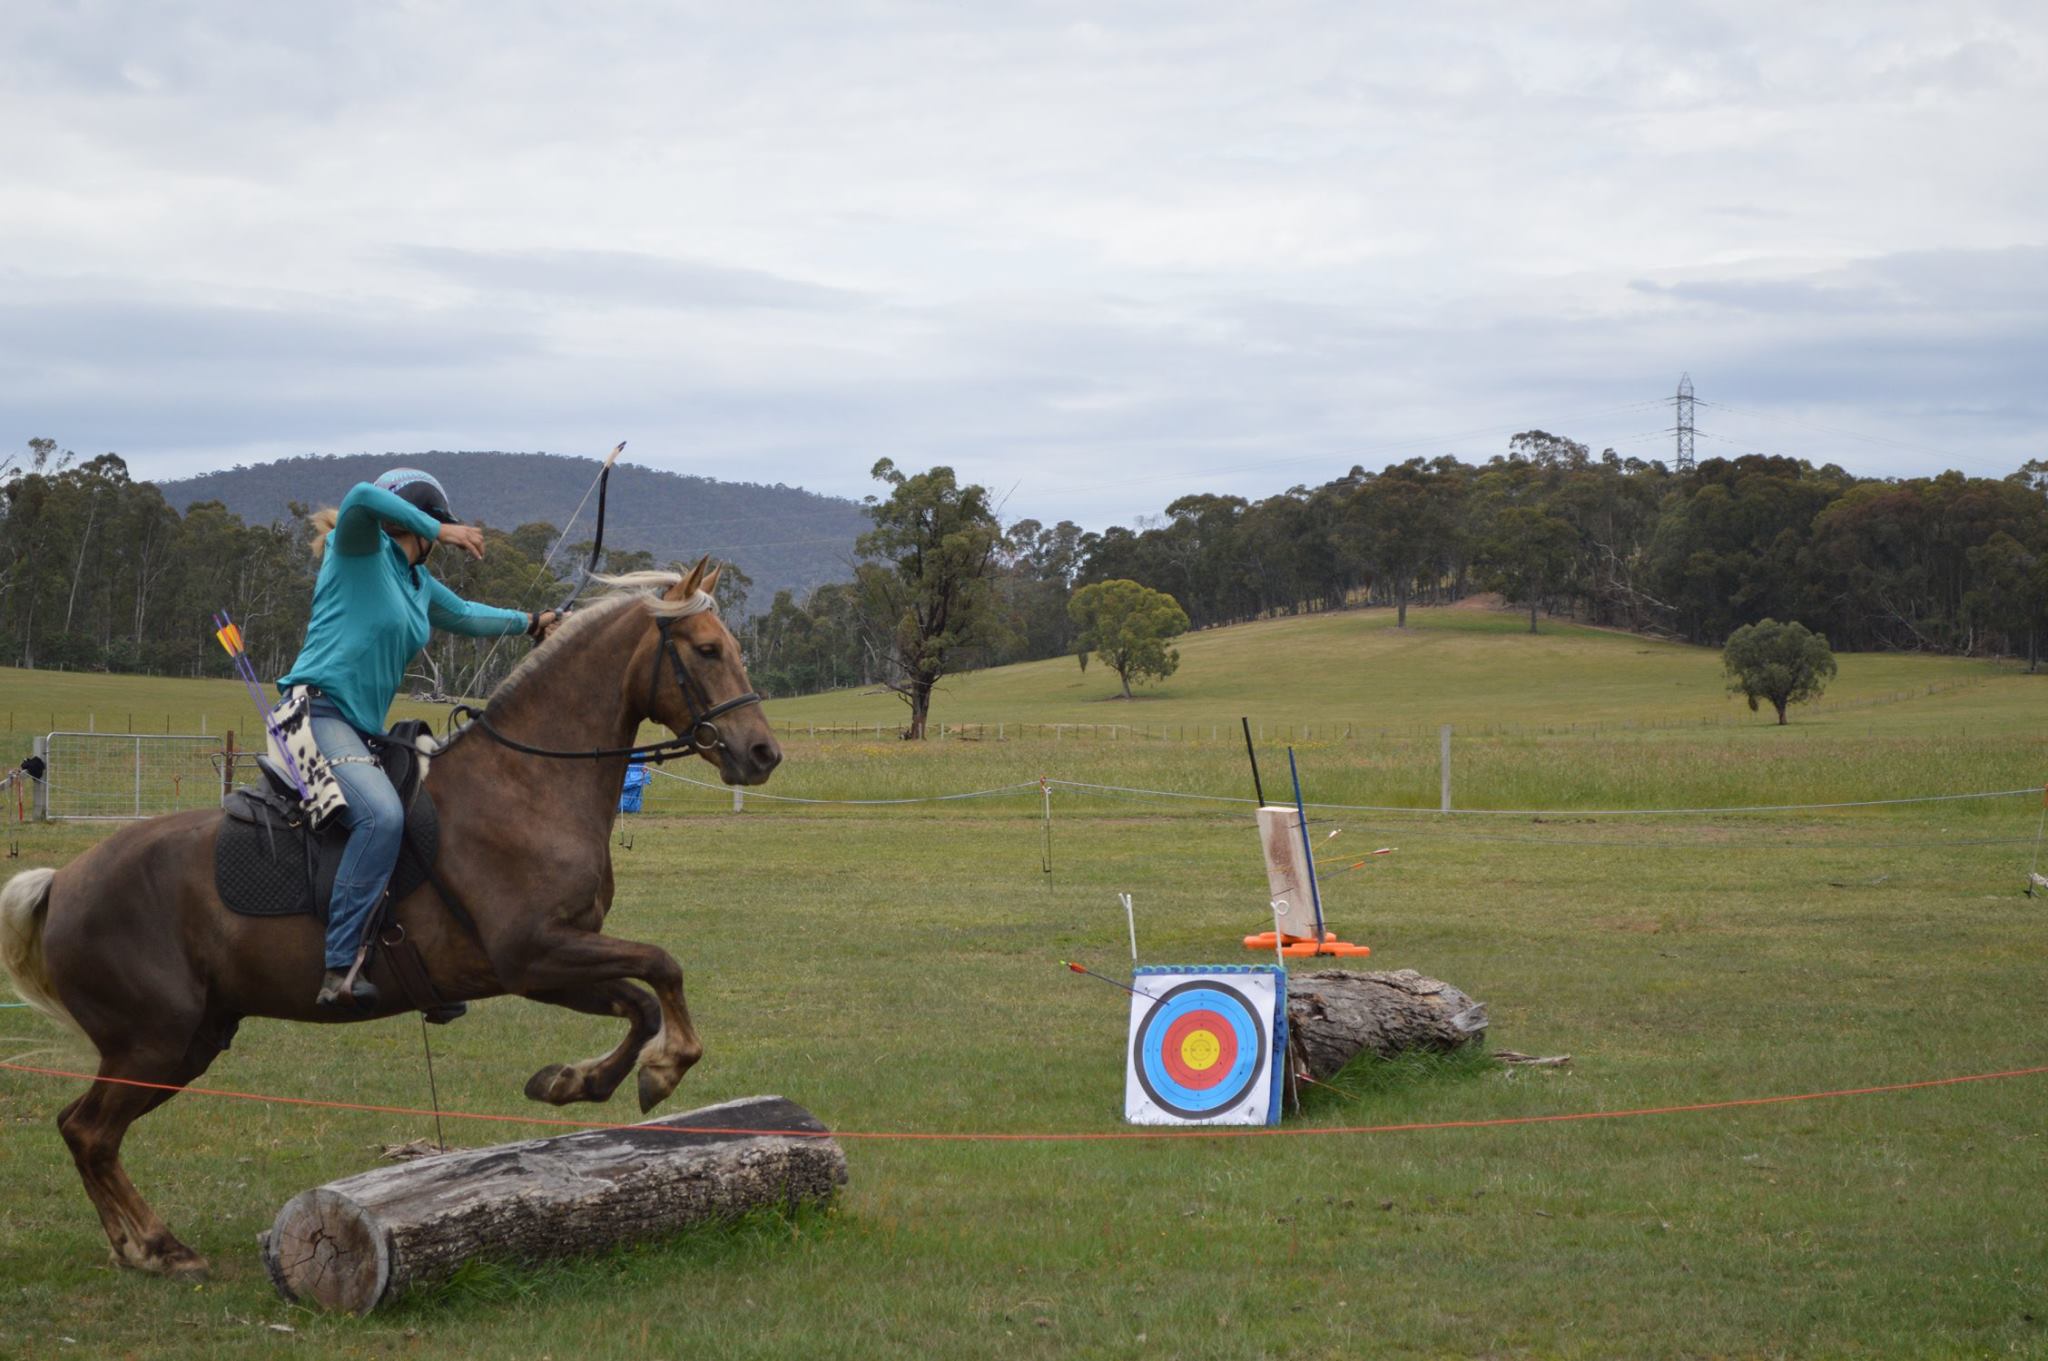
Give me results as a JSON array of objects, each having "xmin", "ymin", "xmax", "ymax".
[{"xmin": 4, "ymin": 1059, "xmax": 2044, "ymax": 1143}]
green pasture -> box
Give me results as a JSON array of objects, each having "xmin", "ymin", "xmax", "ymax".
[
  {"xmin": 3, "ymin": 616, "xmax": 2047, "ymax": 1357},
  {"xmin": 763, "ymin": 605, "xmax": 2015, "ymax": 737}
]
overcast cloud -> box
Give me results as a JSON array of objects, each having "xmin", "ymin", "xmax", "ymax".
[{"xmin": 3, "ymin": 1, "xmax": 2043, "ymax": 528}]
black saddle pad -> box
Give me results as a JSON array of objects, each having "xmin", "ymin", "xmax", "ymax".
[{"xmin": 215, "ymin": 734, "xmax": 439, "ymax": 921}]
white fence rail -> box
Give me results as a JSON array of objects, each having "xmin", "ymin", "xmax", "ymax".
[{"xmin": 35, "ymin": 732, "xmax": 229, "ymax": 821}]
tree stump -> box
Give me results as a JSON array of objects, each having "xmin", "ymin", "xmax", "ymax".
[
  {"xmin": 260, "ymin": 1095, "xmax": 845, "ymax": 1314},
  {"xmin": 1285, "ymin": 969, "xmax": 1487, "ymax": 1082}
]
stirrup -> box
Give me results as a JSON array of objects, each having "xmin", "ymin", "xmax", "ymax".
[{"xmin": 315, "ymin": 965, "xmax": 379, "ymax": 1011}]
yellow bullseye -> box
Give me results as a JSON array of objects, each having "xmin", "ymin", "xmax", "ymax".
[{"xmin": 1179, "ymin": 1028, "xmax": 1222, "ymax": 1072}]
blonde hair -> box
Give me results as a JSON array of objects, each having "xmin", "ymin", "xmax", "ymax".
[
  {"xmin": 307, "ymin": 507, "xmax": 424, "ymax": 562},
  {"xmin": 307, "ymin": 507, "xmax": 339, "ymax": 561}
]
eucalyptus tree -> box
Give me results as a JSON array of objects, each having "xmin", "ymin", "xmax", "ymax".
[
  {"xmin": 1068, "ymin": 578, "xmax": 1191, "ymax": 698},
  {"xmin": 854, "ymin": 459, "xmax": 1002, "ymax": 739},
  {"xmin": 1723, "ymin": 619, "xmax": 1837, "ymax": 724}
]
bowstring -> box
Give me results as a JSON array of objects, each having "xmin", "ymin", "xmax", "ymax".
[{"xmin": 446, "ymin": 460, "xmax": 611, "ymax": 705}]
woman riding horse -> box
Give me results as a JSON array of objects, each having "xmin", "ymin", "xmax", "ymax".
[
  {"xmin": 0, "ymin": 551, "xmax": 778, "ymax": 1279},
  {"xmin": 281, "ymin": 469, "xmax": 560, "ymax": 1009}
]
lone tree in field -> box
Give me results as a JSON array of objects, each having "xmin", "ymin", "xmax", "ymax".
[
  {"xmin": 854, "ymin": 459, "xmax": 1001, "ymax": 739},
  {"xmin": 1069, "ymin": 579, "xmax": 1190, "ymax": 699},
  {"xmin": 1723, "ymin": 618, "xmax": 1837, "ymax": 724}
]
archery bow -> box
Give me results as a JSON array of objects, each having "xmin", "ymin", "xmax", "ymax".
[
  {"xmin": 556, "ymin": 440, "xmax": 626, "ymax": 615},
  {"xmin": 446, "ymin": 440, "xmax": 625, "ymax": 702}
]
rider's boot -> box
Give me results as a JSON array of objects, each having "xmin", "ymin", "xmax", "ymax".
[{"xmin": 315, "ymin": 950, "xmax": 380, "ymax": 1011}]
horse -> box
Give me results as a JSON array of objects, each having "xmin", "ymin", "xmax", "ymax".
[{"xmin": 0, "ymin": 561, "xmax": 780, "ymax": 1279}]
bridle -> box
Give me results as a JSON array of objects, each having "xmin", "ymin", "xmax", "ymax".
[
  {"xmin": 450, "ymin": 596, "xmax": 764, "ymax": 765},
  {"xmin": 446, "ymin": 450, "xmax": 764, "ymax": 763}
]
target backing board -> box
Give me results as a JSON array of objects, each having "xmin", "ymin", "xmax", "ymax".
[
  {"xmin": 1256, "ymin": 805, "xmax": 1320, "ymax": 938},
  {"xmin": 1125, "ymin": 965, "xmax": 1287, "ymax": 1126}
]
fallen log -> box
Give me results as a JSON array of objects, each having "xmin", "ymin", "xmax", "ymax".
[
  {"xmin": 260, "ymin": 1094, "xmax": 845, "ymax": 1314},
  {"xmin": 1285, "ymin": 968, "xmax": 1487, "ymax": 1082}
]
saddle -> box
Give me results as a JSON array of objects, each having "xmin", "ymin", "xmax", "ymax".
[
  {"xmin": 214, "ymin": 719, "xmax": 466, "ymax": 1022},
  {"xmin": 214, "ymin": 719, "xmax": 440, "ymax": 923}
]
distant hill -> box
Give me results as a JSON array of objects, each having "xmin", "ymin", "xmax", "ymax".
[{"xmin": 155, "ymin": 451, "xmax": 865, "ymax": 612}]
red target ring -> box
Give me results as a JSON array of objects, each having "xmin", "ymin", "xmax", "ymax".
[{"xmin": 1160, "ymin": 1010, "xmax": 1240, "ymax": 1089}]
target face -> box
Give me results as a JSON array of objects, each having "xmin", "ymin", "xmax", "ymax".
[{"xmin": 1124, "ymin": 968, "xmax": 1283, "ymax": 1126}]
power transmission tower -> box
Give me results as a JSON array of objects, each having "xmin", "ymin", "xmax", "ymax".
[{"xmin": 1674, "ymin": 373, "xmax": 1696, "ymax": 471}]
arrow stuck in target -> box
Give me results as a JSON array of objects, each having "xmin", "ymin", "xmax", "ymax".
[{"xmin": 1060, "ymin": 960, "xmax": 1160, "ymax": 1002}]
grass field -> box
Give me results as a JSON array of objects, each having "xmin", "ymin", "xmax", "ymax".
[
  {"xmin": 3, "ymin": 608, "xmax": 2046, "ymax": 1358},
  {"xmin": 763, "ymin": 606, "xmax": 2014, "ymax": 736}
]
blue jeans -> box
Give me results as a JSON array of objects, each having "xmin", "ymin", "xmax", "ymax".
[{"xmin": 309, "ymin": 700, "xmax": 405, "ymax": 970}]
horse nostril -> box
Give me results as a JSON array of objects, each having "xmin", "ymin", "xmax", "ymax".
[{"xmin": 750, "ymin": 741, "xmax": 781, "ymax": 770}]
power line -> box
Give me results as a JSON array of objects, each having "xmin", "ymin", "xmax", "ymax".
[
  {"xmin": 1052, "ymin": 401, "xmax": 1670, "ymax": 497},
  {"xmin": 1697, "ymin": 401, "xmax": 2019, "ymax": 476}
]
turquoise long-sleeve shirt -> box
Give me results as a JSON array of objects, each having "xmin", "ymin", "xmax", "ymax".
[{"xmin": 279, "ymin": 482, "xmax": 530, "ymax": 734}]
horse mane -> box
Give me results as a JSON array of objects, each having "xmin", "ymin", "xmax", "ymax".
[{"xmin": 482, "ymin": 575, "xmax": 719, "ymax": 709}]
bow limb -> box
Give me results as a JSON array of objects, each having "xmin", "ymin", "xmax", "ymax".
[{"xmin": 555, "ymin": 440, "xmax": 626, "ymax": 614}]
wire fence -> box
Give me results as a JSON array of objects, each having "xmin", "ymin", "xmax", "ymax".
[
  {"xmin": 0, "ymin": 670, "xmax": 1994, "ymax": 752},
  {"xmin": 648, "ymin": 765, "xmax": 2044, "ymax": 821}
]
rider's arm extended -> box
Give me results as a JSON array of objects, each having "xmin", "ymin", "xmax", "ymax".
[
  {"xmin": 425, "ymin": 573, "xmax": 533, "ymax": 638},
  {"xmin": 331, "ymin": 482, "xmax": 444, "ymax": 557}
]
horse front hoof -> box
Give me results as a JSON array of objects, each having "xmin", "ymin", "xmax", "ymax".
[
  {"xmin": 636, "ymin": 1067, "xmax": 671, "ymax": 1114},
  {"xmin": 524, "ymin": 1064, "xmax": 581, "ymax": 1105}
]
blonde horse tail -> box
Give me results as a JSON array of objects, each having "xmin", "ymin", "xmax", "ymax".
[{"xmin": 0, "ymin": 868, "xmax": 80, "ymax": 1036}]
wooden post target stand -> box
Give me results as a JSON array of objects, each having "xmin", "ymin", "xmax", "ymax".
[
  {"xmin": 1242, "ymin": 805, "xmax": 1372, "ymax": 957},
  {"xmin": 260, "ymin": 1095, "xmax": 846, "ymax": 1315}
]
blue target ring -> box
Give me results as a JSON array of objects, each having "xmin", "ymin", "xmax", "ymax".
[{"xmin": 1132, "ymin": 981, "xmax": 1268, "ymax": 1120}]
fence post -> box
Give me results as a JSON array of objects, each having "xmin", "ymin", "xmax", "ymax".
[
  {"xmin": 1439, "ymin": 724, "xmax": 1452, "ymax": 813},
  {"xmin": 31, "ymin": 735, "xmax": 47, "ymax": 821},
  {"xmin": 732, "ymin": 787, "xmax": 743, "ymax": 813}
]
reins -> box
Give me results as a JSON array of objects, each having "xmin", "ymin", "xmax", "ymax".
[{"xmin": 447, "ymin": 608, "xmax": 763, "ymax": 766}]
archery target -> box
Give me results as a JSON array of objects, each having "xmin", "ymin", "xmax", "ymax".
[{"xmin": 1125, "ymin": 967, "xmax": 1285, "ymax": 1126}]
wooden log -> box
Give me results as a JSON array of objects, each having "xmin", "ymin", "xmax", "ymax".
[
  {"xmin": 1285, "ymin": 968, "xmax": 1487, "ymax": 1082},
  {"xmin": 259, "ymin": 1094, "xmax": 845, "ymax": 1315}
]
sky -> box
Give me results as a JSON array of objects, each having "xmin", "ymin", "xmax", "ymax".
[{"xmin": 4, "ymin": 1, "xmax": 2045, "ymax": 532}]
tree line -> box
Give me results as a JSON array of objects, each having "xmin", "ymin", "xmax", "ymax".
[
  {"xmin": 0, "ymin": 439, "xmax": 754, "ymax": 695},
  {"xmin": 736, "ymin": 436, "xmax": 2048, "ymax": 732},
  {"xmin": 10, "ymin": 432, "xmax": 2046, "ymax": 738}
]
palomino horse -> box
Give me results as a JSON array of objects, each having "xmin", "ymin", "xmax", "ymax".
[{"xmin": 0, "ymin": 562, "xmax": 780, "ymax": 1278}]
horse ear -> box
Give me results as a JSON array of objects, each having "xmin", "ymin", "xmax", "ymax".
[
  {"xmin": 699, "ymin": 563, "xmax": 722, "ymax": 597},
  {"xmin": 670, "ymin": 555, "xmax": 713, "ymax": 600}
]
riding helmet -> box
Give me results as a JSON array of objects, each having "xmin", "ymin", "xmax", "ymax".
[{"xmin": 373, "ymin": 468, "xmax": 462, "ymax": 525}]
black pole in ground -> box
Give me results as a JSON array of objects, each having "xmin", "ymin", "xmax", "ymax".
[{"xmin": 1240, "ymin": 716, "xmax": 1266, "ymax": 806}]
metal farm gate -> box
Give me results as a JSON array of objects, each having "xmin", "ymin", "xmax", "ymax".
[{"xmin": 34, "ymin": 731, "xmax": 230, "ymax": 821}]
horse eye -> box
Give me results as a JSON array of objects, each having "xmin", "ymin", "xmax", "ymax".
[{"xmin": 696, "ymin": 643, "xmax": 721, "ymax": 659}]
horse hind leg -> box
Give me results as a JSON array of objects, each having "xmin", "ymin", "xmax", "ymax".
[
  {"xmin": 56, "ymin": 1030, "xmax": 225, "ymax": 1279},
  {"xmin": 521, "ymin": 981, "xmax": 661, "ymax": 1106}
]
